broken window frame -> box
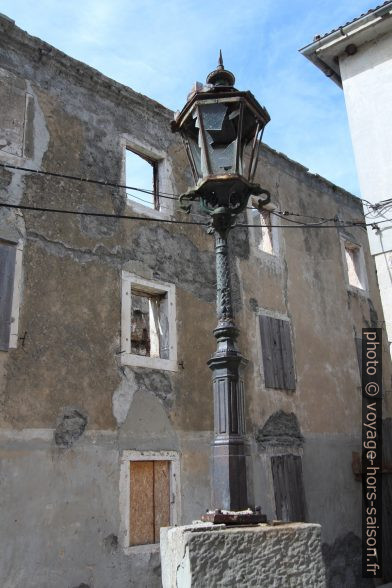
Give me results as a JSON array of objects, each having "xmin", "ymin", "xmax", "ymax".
[
  {"xmin": 119, "ymin": 450, "xmax": 181, "ymax": 552},
  {"xmin": 121, "ymin": 272, "xmax": 177, "ymax": 372}
]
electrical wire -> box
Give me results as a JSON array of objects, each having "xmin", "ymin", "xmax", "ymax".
[
  {"xmin": 1, "ymin": 201, "xmax": 390, "ymax": 230},
  {"xmin": 1, "ymin": 162, "xmax": 379, "ymax": 220},
  {"xmin": 271, "ymin": 211, "xmax": 336, "ymax": 227},
  {"xmin": 0, "ymin": 162, "xmax": 178, "ymax": 198},
  {"xmin": 0, "ymin": 202, "xmax": 209, "ymax": 226}
]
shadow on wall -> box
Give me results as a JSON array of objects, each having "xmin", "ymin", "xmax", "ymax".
[{"xmin": 322, "ymin": 532, "xmax": 374, "ymax": 588}]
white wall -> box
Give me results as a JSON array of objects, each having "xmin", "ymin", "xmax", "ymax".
[{"xmin": 340, "ymin": 31, "xmax": 392, "ymax": 346}]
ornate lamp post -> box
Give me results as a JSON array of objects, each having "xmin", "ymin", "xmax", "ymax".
[{"xmin": 172, "ymin": 53, "xmax": 270, "ymax": 515}]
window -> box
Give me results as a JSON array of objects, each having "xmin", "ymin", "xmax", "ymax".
[
  {"xmin": 121, "ymin": 136, "xmax": 174, "ymax": 218},
  {"xmin": 342, "ymin": 240, "xmax": 367, "ymax": 291},
  {"xmin": 0, "ymin": 239, "xmax": 23, "ymax": 350},
  {"xmin": 259, "ymin": 314, "xmax": 296, "ymax": 390},
  {"xmin": 250, "ymin": 203, "xmax": 279, "ymax": 256},
  {"xmin": 0, "ymin": 74, "xmax": 34, "ymax": 159},
  {"xmin": 121, "ymin": 273, "xmax": 177, "ymax": 371},
  {"xmin": 258, "ymin": 209, "xmax": 274, "ymax": 254},
  {"xmin": 125, "ymin": 147, "xmax": 159, "ymax": 210},
  {"xmin": 119, "ymin": 451, "xmax": 180, "ymax": 551}
]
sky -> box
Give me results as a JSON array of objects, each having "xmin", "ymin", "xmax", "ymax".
[{"xmin": 1, "ymin": 0, "xmax": 379, "ymax": 196}]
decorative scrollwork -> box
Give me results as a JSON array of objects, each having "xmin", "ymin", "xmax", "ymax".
[
  {"xmin": 179, "ymin": 188, "xmax": 199, "ymax": 214},
  {"xmin": 215, "ymin": 231, "xmax": 233, "ymax": 323}
]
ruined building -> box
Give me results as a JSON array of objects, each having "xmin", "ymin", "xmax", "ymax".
[{"xmin": 0, "ymin": 13, "xmax": 391, "ymax": 588}]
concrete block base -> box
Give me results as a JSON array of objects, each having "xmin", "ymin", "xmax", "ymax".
[{"xmin": 160, "ymin": 522, "xmax": 326, "ymax": 588}]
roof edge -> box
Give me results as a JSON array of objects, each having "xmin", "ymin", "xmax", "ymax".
[{"xmin": 299, "ymin": 2, "xmax": 392, "ymax": 85}]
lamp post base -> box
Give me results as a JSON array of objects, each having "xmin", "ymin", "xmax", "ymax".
[
  {"xmin": 160, "ymin": 523, "xmax": 327, "ymax": 588},
  {"xmin": 201, "ymin": 510, "xmax": 267, "ymax": 525}
]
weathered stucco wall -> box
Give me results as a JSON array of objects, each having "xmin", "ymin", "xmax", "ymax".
[{"xmin": 0, "ymin": 14, "xmax": 391, "ymax": 588}]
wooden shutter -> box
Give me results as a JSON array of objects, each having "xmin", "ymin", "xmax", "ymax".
[
  {"xmin": 129, "ymin": 460, "xmax": 170, "ymax": 546},
  {"xmin": 259, "ymin": 315, "xmax": 296, "ymax": 390},
  {"xmin": 0, "ymin": 241, "xmax": 16, "ymax": 351},
  {"xmin": 271, "ymin": 454, "xmax": 306, "ymax": 522}
]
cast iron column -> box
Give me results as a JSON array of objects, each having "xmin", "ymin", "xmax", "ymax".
[{"xmin": 208, "ymin": 216, "xmax": 248, "ymax": 511}]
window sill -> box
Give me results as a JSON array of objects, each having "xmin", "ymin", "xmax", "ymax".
[
  {"xmin": 256, "ymin": 248, "xmax": 278, "ymax": 258},
  {"xmin": 121, "ymin": 353, "xmax": 178, "ymax": 372},
  {"xmin": 254, "ymin": 248, "xmax": 282, "ymax": 265},
  {"xmin": 126, "ymin": 198, "xmax": 172, "ymax": 221},
  {"xmin": 123, "ymin": 543, "xmax": 160, "ymax": 556},
  {"xmin": 347, "ymin": 285, "xmax": 369, "ymax": 297}
]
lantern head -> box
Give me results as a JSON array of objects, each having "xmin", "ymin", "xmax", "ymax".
[{"xmin": 172, "ymin": 52, "xmax": 271, "ymax": 220}]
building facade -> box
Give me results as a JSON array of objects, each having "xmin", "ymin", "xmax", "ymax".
[
  {"xmin": 300, "ymin": 1, "xmax": 392, "ymax": 355},
  {"xmin": 0, "ymin": 13, "xmax": 391, "ymax": 588}
]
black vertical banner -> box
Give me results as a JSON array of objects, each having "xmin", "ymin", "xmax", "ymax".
[{"xmin": 362, "ymin": 328, "xmax": 382, "ymax": 578}]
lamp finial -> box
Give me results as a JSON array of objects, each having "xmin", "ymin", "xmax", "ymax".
[
  {"xmin": 206, "ymin": 52, "xmax": 235, "ymax": 87},
  {"xmin": 218, "ymin": 50, "xmax": 224, "ymax": 69}
]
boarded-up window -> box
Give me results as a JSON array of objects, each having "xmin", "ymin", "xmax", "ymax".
[
  {"xmin": 259, "ymin": 315, "xmax": 296, "ymax": 390},
  {"xmin": 129, "ymin": 460, "xmax": 170, "ymax": 546},
  {"xmin": 0, "ymin": 241, "xmax": 16, "ymax": 351},
  {"xmin": 271, "ymin": 454, "xmax": 306, "ymax": 522}
]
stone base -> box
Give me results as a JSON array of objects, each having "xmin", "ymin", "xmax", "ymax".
[{"xmin": 160, "ymin": 522, "xmax": 327, "ymax": 588}]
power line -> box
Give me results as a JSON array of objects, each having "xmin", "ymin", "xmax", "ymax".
[
  {"xmin": 271, "ymin": 211, "xmax": 336, "ymax": 227},
  {"xmin": 1, "ymin": 162, "xmax": 379, "ymax": 222},
  {"xmin": 0, "ymin": 162, "xmax": 178, "ymax": 199},
  {"xmin": 2, "ymin": 201, "xmax": 389, "ymax": 229},
  {"xmin": 0, "ymin": 202, "xmax": 208, "ymax": 226}
]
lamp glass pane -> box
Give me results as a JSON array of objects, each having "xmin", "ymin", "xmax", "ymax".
[
  {"xmin": 181, "ymin": 109, "xmax": 202, "ymax": 180},
  {"xmin": 241, "ymin": 104, "xmax": 261, "ymax": 181},
  {"xmin": 198, "ymin": 102, "xmax": 239, "ymax": 175}
]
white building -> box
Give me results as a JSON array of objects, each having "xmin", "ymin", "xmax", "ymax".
[{"xmin": 301, "ymin": 1, "xmax": 392, "ymax": 353}]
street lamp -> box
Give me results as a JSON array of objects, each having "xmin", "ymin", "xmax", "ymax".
[{"xmin": 172, "ymin": 53, "xmax": 271, "ymax": 516}]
